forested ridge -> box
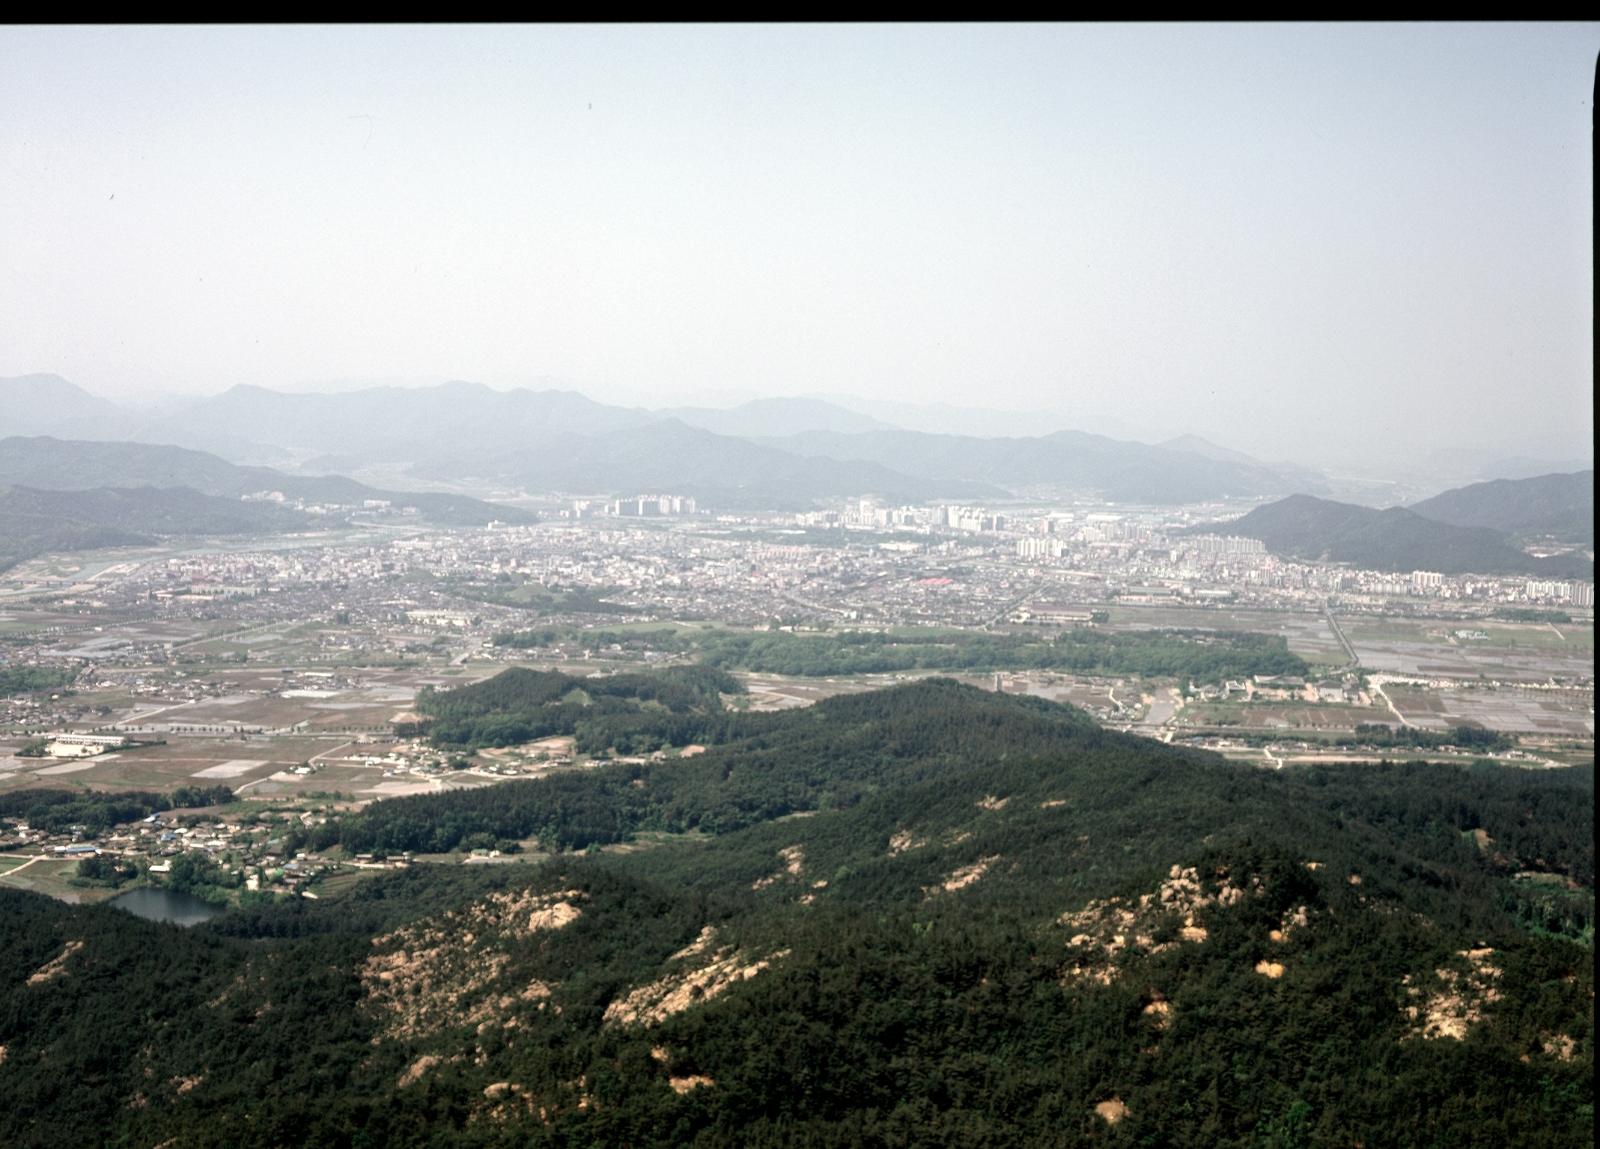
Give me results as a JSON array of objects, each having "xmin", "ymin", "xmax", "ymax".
[
  {"xmin": 413, "ymin": 664, "xmax": 742, "ymax": 751},
  {"xmin": 0, "ymin": 680, "xmax": 1591, "ymax": 1148},
  {"xmin": 0, "ymin": 785, "xmax": 234, "ymax": 834},
  {"xmin": 491, "ymin": 624, "xmax": 1310, "ymax": 681}
]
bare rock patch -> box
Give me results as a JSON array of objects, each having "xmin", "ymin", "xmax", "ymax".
[{"xmin": 27, "ymin": 939, "xmax": 83, "ymax": 986}]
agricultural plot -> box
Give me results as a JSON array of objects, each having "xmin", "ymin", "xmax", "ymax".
[
  {"xmin": 0, "ymin": 855, "xmax": 116, "ymax": 904},
  {"xmin": 1007, "ymin": 673, "xmax": 1129, "ymax": 714},
  {"xmin": 737, "ymin": 673, "xmax": 880, "ymax": 710},
  {"xmin": 105, "ymin": 673, "xmax": 423, "ymax": 738},
  {"xmin": 1385, "ymin": 684, "xmax": 1595, "ymax": 738},
  {"xmin": 1177, "ymin": 700, "xmax": 1377, "ymax": 732},
  {"xmin": 1343, "ymin": 618, "xmax": 1594, "ymax": 682},
  {"xmin": 1105, "ymin": 604, "xmax": 1347, "ymax": 665},
  {"xmin": 0, "ymin": 734, "xmax": 346, "ymax": 797}
]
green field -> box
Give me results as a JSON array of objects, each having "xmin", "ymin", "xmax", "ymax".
[{"xmin": 0, "ymin": 856, "xmax": 119, "ymax": 903}]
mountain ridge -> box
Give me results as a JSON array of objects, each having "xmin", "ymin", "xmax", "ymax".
[
  {"xmin": 1410, "ymin": 470, "xmax": 1593, "ymax": 544},
  {"xmin": 1208, "ymin": 492, "xmax": 1593, "ymax": 578},
  {"xmin": 0, "ymin": 436, "xmax": 533, "ymax": 528},
  {"xmin": 0, "ymin": 374, "xmax": 1330, "ymax": 505},
  {"xmin": 758, "ymin": 426, "xmax": 1312, "ymax": 502}
]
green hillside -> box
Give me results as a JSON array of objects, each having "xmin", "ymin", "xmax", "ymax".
[
  {"xmin": 1411, "ymin": 471, "xmax": 1593, "ymax": 544},
  {"xmin": 0, "ymin": 437, "xmax": 533, "ymax": 527},
  {"xmin": 0, "ymin": 483, "xmax": 310, "ymax": 572},
  {"xmin": 0, "ymin": 680, "xmax": 1591, "ymax": 1148},
  {"xmin": 1213, "ymin": 494, "xmax": 1593, "ymax": 579}
]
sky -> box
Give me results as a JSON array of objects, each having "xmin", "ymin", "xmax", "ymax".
[{"xmin": 2, "ymin": 23, "xmax": 1595, "ymax": 466}]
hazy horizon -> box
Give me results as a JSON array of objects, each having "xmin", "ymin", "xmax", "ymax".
[{"xmin": 3, "ymin": 23, "xmax": 1595, "ymax": 467}]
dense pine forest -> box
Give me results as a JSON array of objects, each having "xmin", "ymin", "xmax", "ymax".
[
  {"xmin": 413, "ymin": 664, "xmax": 742, "ymax": 751},
  {"xmin": 0, "ymin": 785, "xmax": 235, "ymax": 835},
  {"xmin": 1, "ymin": 679, "xmax": 1591, "ymax": 1148},
  {"xmin": 491, "ymin": 625, "xmax": 1311, "ymax": 681}
]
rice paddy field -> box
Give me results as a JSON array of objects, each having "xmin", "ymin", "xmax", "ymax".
[
  {"xmin": 1340, "ymin": 617, "xmax": 1593, "ymax": 681},
  {"xmin": 1105, "ymin": 604, "xmax": 1349, "ymax": 666},
  {"xmin": 1383, "ymin": 682, "xmax": 1593, "ymax": 738}
]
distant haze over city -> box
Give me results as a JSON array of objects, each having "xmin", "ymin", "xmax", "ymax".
[{"xmin": 2, "ymin": 23, "xmax": 1595, "ymax": 470}]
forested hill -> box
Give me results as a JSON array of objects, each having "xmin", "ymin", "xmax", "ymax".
[
  {"xmin": 411, "ymin": 419, "xmax": 1005, "ymax": 509},
  {"xmin": 1, "ymin": 680, "xmax": 1591, "ymax": 1148},
  {"xmin": 515, "ymin": 625, "xmax": 1311, "ymax": 682},
  {"xmin": 1410, "ymin": 470, "xmax": 1594, "ymax": 544},
  {"xmin": 1209, "ymin": 493, "xmax": 1594, "ymax": 578},
  {"xmin": 0, "ymin": 436, "xmax": 532, "ymax": 527},
  {"xmin": 0, "ymin": 484, "xmax": 312, "ymax": 573},
  {"xmin": 413, "ymin": 664, "xmax": 743, "ymax": 752}
]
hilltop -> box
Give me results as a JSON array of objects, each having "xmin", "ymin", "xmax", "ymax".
[
  {"xmin": 1210, "ymin": 493, "xmax": 1593, "ymax": 579},
  {"xmin": 1411, "ymin": 471, "xmax": 1594, "ymax": 544},
  {"xmin": 661, "ymin": 396, "xmax": 895, "ymax": 438},
  {"xmin": 412, "ymin": 419, "xmax": 1004, "ymax": 509},
  {"xmin": 759, "ymin": 427, "xmax": 1312, "ymax": 503},
  {"xmin": 0, "ymin": 484, "xmax": 313, "ymax": 573},
  {"xmin": 0, "ymin": 437, "xmax": 532, "ymax": 528},
  {"xmin": 0, "ymin": 678, "xmax": 1590, "ymax": 1148}
]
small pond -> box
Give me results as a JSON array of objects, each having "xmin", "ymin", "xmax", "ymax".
[{"xmin": 109, "ymin": 887, "xmax": 223, "ymax": 926}]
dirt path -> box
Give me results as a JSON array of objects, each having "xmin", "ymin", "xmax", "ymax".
[
  {"xmin": 1368, "ymin": 678, "xmax": 1413, "ymax": 729},
  {"xmin": 233, "ymin": 738, "xmax": 363, "ymax": 795},
  {"xmin": 0, "ymin": 855, "xmax": 53, "ymax": 882}
]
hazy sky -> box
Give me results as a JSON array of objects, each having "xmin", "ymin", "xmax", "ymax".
[{"xmin": 2, "ymin": 24, "xmax": 1594, "ymax": 464}]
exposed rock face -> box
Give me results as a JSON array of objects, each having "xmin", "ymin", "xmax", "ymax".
[
  {"xmin": 1403, "ymin": 947, "xmax": 1503, "ymax": 1041},
  {"xmin": 1060, "ymin": 864, "xmax": 1268, "ymax": 984},
  {"xmin": 888, "ymin": 828, "xmax": 929, "ymax": 855},
  {"xmin": 362, "ymin": 889, "xmax": 583, "ymax": 1040},
  {"xmin": 934, "ymin": 855, "xmax": 1000, "ymax": 894},
  {"xmin": 398, "ymin": 1055, "xmax": 441, "ymax": 1088},
  {"xmin": 752, "ymin": 845, "xmax": 806, "ymax": 890},
  {"xmin": 1142, "ymin": 996, "xmax": 1173, "ymax": 1030},
  {"xmin": 604, "ymin": 929, "xmax": 790, "ymax": 1028},
  {"xmin": 27, "ymin": 939, "xmax": 83, "ymax": 986},
  {"xmin": 1095, "ymin": 1097, "xmax": 1130, "ymax": 1124}
]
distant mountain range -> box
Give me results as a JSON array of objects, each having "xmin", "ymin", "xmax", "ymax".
[
  {"xmin": 411, "ymin": 420, "xmax": 1005, "ymax": 510},
  {"xmin": 1409, "ymin": 471, "xmax": 1593, "ymax": 544},
  {"xmin": 0, "ymin": 437, "xmax": 532, "ymax": 528},
  {"xmin": 756, "ymin": 428, "xmax": 1306, "ymax": 503},
  {"xmin": 662, "ymin": 397, "xmax": 893, "ymax": 438},
  {"xmin": 1207, "ymin": 488, "xmax": 1592, "ymax": 579},
  {"xmin": 0, "ymin": 373, "xmax": 125, "ymax": 430},
  {"xmin": 1418, "ymin": 445, "xmax": 1596, "ymax": 487},
  {"xmin": 1158, "ymin": 435, "xmax": 1333, "ymax": 497},
  {"xmin": 3, "ymin": 374, "xmax": 1331, "ymax": 506},
  {"xmin": 156, "ymin": 380, "xmax": 656, "ymax": 460},
  {"xmin": 802, "ymin": 392, "xmax": 1150, "ymax": 440},
  {"xmin": 0, "ymin": 437, "xmax": 537, "ymax": 573},
  {"xmin": 0, "ymin": 484, "xmax": 311, "ymax": 574}
]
